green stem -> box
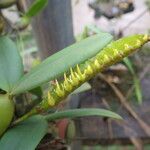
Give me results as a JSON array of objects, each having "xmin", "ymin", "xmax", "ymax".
[{"xmin": 12, "ymin": 108, "xmax": 37, "ymax": 126}]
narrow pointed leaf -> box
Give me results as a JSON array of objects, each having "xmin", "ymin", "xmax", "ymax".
[
  {"xmin": 25, "ymin": 0, "xmax": 48, "ymax": 18},
  {"xmin": 45, "ymin": 108, "xmax": 122, "ymax": 121},
  {"xmin": 123, "ymin": 57, "xmax": 142, "ymax": 104},
  {"xmin": 12, "ymin": 33, "xmax": 113, "ymax": 94}
]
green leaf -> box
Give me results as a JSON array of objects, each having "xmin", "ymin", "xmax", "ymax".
[
  {"xmin": 76, "ymin": 26, "xmax": 88, "ymax": 42},
  {"xmin": 0, "ymin": 115, "xmax": 48, "ymax": 150},
  {"xmin": 133, "ymin": 76, "xmax": 142, "ymax": 104},
  {"xmin": 71, "ymin": 82, "xmax": 91, "ymax": 94},
  {"xmin": 45, "ymin": 108, "xmax": 122, "ymax": 121},
  {"xmin": 12, "ymin": 33, "xmax": 113, "ymax": 95},
  {"xmin": 19, "ymin": 0, "xmax": 48, "ymax": 27},
  {"xmin": 0, "ymin": 36, "xmax": 23, "ymax": 92},
  {"xmin": 29, "ymin": 86, "xmax": 43, "ymax": 98},
  {"xmin": 123, "ymin": 57, "xmax": 135, "ymax": 75},
  {"xmin": 123, "ymin": 57, "xmax": 142, "ymax": 104},
  {"xmin": 25, "ymin": 0, "xmax": 48, "ymax": 18}
]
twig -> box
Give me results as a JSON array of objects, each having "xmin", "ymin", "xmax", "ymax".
[
  {"xmin": 102, "ymin": 98, "xmax": 143, "ymax": 149},
  {"xmin": 98, "ymin": 73, "xmax": 150, "ymax": 136},
  {"xmin": 116, "ymin": 121, "xmax": 143, "ymax": 150},
  {"xmin": 130, "ymin": 138, "xmax": 143, "ymax": 150}
]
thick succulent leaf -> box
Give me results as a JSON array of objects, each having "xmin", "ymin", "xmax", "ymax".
[
  {"xmin": 45, "ymin": 108, "xmax": 122, "ymax": 121},
  {"xmin": 0, "ymin": 36, "xmax": 23, "ymax": 92},
  {"xmin": 12, "ymin": 33, "xmax": 113, "ymax": 94},
  {"xmin": 0, "ymin": 115, "xmax": 48, "ymax": 150}
]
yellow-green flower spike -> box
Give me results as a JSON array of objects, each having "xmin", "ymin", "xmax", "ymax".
[
  {"xmin": 63, "ymin": 73, "xmax": 72, "ymax": 91},
  {"xmin": 55, "ymin": 79, "xmax": 65, "ymax": 97},
  {"xmin": 74, "ymin": 72, "xmax": 82, "ymax": 81},
  {"xmin": 124, "ymin": 44, "xmax": 130, "ymax": 50},
  {"xmin": 63, "ymin": 73, "xmax": 69, "ymax": 86},
  {"xmin": 70, "ymin": 68, "xmax": 79, "ymax": 86},
  {"xmin": 76, "ymin": 64, "xmax": 82, "ymax": 76},
  {"xmin": 76, "ymin": 64, "xmax": 86, "ymax": 81},
  {"xmin": 16, "ymin": 34, "xmax": 150, "ymax": 121},
  {"xmin": 42, "ymin": 34, "xmax": 150, "ymax": 107},
  {"xmin": 70, "ymin": 68, "xmax": 75, "ymax": 78},
  {"xmin": 143, "ymin": 34, "xmax": 148, "ymax": 41},
  {"xmin": 47, "ymin": 92, "xmax": 55, "ymax": 106},
  {"xmin": 55, "ymin": 79, "xmax": 61, "ymax": 91},
  {"xmin": 94, "ymin": 59, "xmax": 100, "ymax": 69},
  {"xmin": 136, "ymin": 39, "xmax": 141, "ymax": 46},
  {"xmin": 85, "ymin": 65, "xmax": 94, "ymax": 75}
]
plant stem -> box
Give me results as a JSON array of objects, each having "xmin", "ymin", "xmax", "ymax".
[{"xmin": 12, "ymin": 108, "xmax": 37, "ymax": 125}]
